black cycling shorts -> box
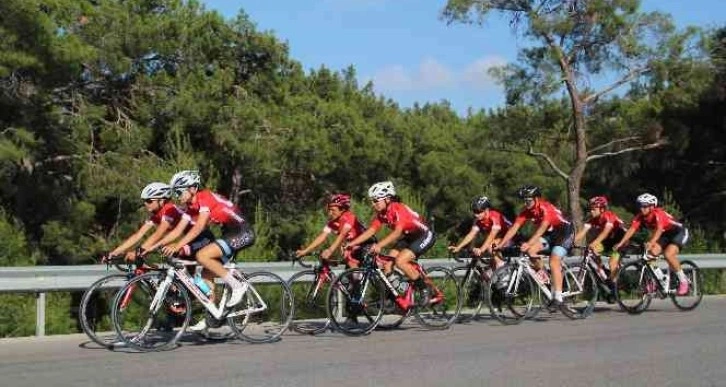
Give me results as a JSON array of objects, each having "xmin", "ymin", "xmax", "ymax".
[
  {"xmin": 656, "ymin": 226, "xmax": 689, "ymax": 249},
  {"xmin": 215, "ymin": 220, "xmax": 256, "ymax": 262},
  {"xmin": 393, "ymin": 229, "xmax": 436, "ymax": 258}
]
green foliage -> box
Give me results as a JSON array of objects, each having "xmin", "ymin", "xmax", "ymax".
[{"xmin": 0, "ymin": 210, "xmax": 36, "ymax": 266}]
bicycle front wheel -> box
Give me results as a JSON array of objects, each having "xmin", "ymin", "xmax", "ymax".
[
  {"xmin": 228, "ymin": 271, "xmax": 294, "ymax": 343},
  {"xmin": 670, "ymin": 260, "xmax": 703, "ymax": 311},
  {"xmin": 326, "ymin": 269, "xmax": 385, "ymax": 336},
  {"xmin": 414, "ymin": 266, "xmax": 462, "ymax": 330},
  {"xmin": 79, "ymin": 274, "xmax": 129, "ymax": 348},
  {"xmin": 560, "ymin": 266, "xmax": 598, "ymax": 320},
  {"xmin": 111, "ymin": 273, "xmax": 191, "ymax": 352},
  {"xmin": 287, "ymin": 269, "xmax": 333, "ymax": 335},
  {"xmin": 615, "ymin": 262, "xmax": 652, "ymax": 314},
  {"xmin": 452, "ymin": 266, "xmax": 486, "ymax": 323}
]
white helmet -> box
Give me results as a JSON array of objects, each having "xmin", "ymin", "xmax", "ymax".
[
  {"xmin": 636, "ymin": 193, "xmax": 658, "ymax": 206},
  {"xmin": 169, "ymin": 170, "xmax": 201, "ymax": 191},
  {"xmin": 140, "ymin": 182, "xmax": 172, "ymax": 200},
  {"xmin": 368, "ymin": 181, "xmax": 396, "ymax": 200}
]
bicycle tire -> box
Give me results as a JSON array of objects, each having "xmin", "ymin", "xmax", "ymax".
[
  {"xmin": 326, "ymin": 268, "xmax": 385, "ymax": 336},
  {"xmin": 560, "ymin": 266, "xmax": 598, "ymax": 320},
  {"xmin": 614, "ymin": 261, "xmax": 652, "ymax": 314},
  {"xmin": 111, "ymin": 273, "xmax": 191, "ymax": 352},
  {"xmin": 414, "ymin": 266, "xmax": 462, "ymax": 330},
  {"xmin": 452, "ymin": 265, "xmax": 486, "ymax": 323},
  {"xmin": 488, "ymin": 267, "xmax": 537, "ymax": 325},
  {"xmin": 287, "ymin": 269, "xmax": 333, "ymax": 335},
  {"xmin": 669, "ymin": 260, "xmax": 704, "ymax": 311},
  {"xmin": 228, "ymin": 271, "xmax": 294, "ymax": 343},
  {"xmin": 78, "ymin": 274, "xmax": 129, "ymax": 348}
]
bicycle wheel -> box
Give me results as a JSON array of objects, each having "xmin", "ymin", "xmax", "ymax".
[
  {"xmin": 111, "ymin": 273, "xmax": 191, "ymax": 352},
  {"xmin": 560, "ymin": 266, "xmax": 598, "ymax": 320},
  {"xmin": 670, "ymin": 260, "xmax": 704, "ymax": 311},
  {"xmin": 488, "ymin": 268, "xmax": 537, "ymax": 325},
  {"xmin": 414, "ymin": 266, "xmax": 462, "ymax": 330},
  {"xmin": 615, "ymin": 261, "xmax": 652, "ymax": 314},
  {"xmin": 326, "ymin": 269, "xmax": 385, "ymax": 336},
  {"xmin": 376, "ymin": 270, "xmax": 411, "ymax": 330},
  {"xmin": 228, "ymin": 271, "xmax": 294, "ymax": 344},
  {"xmin": 452, "ymin": 266, "xmax": 486, "ymax": 323},
  {"xmin": 79, "ymin": 274, "xmax": 129, "ymax": 348},
  {"xmin": 287, "ymin": 269, "xmax": 333, "ymax": 335}
]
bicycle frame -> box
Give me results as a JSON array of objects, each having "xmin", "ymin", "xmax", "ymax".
[
  {"xmin": 634, "ymin": 251, "xmax": 674, "ymax": 296},
  {"xmin": 504, "ymin": 253, "xmax": 587, "ymax": 302}
]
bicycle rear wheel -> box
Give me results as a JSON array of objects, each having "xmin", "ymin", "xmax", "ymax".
[
  {"xmin": 452, "ymin": 266, "xmax": 486, "ymax": 323},
  {"xmin": 79, "ymin": 274, "xmax": 129, "ymax": 348},
  {"xmin": 560, "ymin": 266, "xmax": 598, "ymax": 319},
  {"xmin": 111, "ymin": 273, "xmax": 191, "ymax": 352},
  {"xmin": 287, "ymin": 269, "xmax": 333, "ymax": 335},
  {"xmin": 488, "ymin": 268, "xmax": 536, "ymax": 325},
  {"xmin": 670, "ymin": 260, "xmax": 703, "ymax": 311},
  {"xmin": 228, "ymin": 271, "xmax": 294, "ymax": 343},
  {"xmin": 615, "ymin": 262, "xmax": 652, "ymax": 314},
  {"xmin": 326, "ymin": 269, "xmax": 385, "ymax": 336},
  {"xmin": 414, "ymin": 266, "xmax": 462, "ymax": 330}
]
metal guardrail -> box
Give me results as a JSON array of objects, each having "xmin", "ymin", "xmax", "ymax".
[{"xmin": 1, "ymin": 254, "xmax": 725, "ymax": 337}]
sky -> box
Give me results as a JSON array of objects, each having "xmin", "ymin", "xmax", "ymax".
[{"xmin": 202, "ymin": 0, "xmax": 724, "ymax": 115}]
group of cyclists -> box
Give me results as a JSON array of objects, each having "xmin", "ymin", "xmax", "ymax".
[{"xmin": 107, "ymin": 171, "xmax": 692, "ymax": 333}]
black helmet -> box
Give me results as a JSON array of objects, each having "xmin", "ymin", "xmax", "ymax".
[
  {"xmin": 517, "ymin": 185, "xmax": 541, "ymax": 199},
  {"xmin": 470, "ymin": 196, "xmax": 491, "ymax": 212}
]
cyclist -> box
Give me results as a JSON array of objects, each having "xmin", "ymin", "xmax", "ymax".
[
  {"xmin": 448, "ymin": 196, "xmax": 512, "ymax": 270},
  {"xmin": 574, "ymin": 195, "xmax": 626, "ymax": 296},
  {"xmin": 105, "ymin": 182, "xmax": 212, "ymax": 262},
  {"xmin": 497, "ymin": 185, "xmax": 574, "ymax": 306},
  {"xmin": 158, "ymin": 170, "xmax": 255, "ymax": 317},
  {"xmin": 613, "ymin": 193, "xmax": 690, "ymax": 295},
  {"xmin": 346, "ymin": 181, "xmax": 439, "ymax": 304},
  {"xmin": 296, "ymin": 193, "xmax": 369, "ymax": 268}
]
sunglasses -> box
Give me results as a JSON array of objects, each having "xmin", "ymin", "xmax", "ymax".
[
  {"xmin": 143, "ymin": 199, "xmax": 155, "ymax": 204},
  {"xmin": 370, "ymin": 197, "xmax": 386, "ymax": 204}
]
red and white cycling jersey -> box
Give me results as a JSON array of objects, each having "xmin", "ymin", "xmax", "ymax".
[
  {"xmin": 472, "ymin": 209, "xmax": 511, "ymax": 235},
  {"xmin": 182, "ymin": 190, "xmax": 244, "ymax": 226},
  {"xmin": 584, "ymin": 210, "xmax": 625, "ymax": 234},
  {"xmin": 630, "ymin": 207, "xmax": 682, "ymax": 232},
  {"xmin": 370, "ymin": 202, "xmax": 429, "ymax": 236},
  {"xmin": 146, "ymin": 202, "xmax": 184, "ymax": 227},
  {"xmin": 514, "ymin": 199, "xmax": 570, "ymax": 230},
  {"xmin": 323, "ymin": 211, "xmax": 366, "ymax": 241}
]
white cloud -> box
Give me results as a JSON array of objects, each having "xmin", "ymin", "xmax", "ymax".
[{"xmin": 369, "ymin": 56, "xmax": 506, "ymax": 93}]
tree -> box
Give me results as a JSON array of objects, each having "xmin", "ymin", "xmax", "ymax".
[{"xmin": 442, "ymin": 0, "xmax": 709, "ymax": 227}]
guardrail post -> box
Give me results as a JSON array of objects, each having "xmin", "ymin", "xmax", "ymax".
[{"xmin": 36, "ymin": 292, "xmax": 46, "ymax": 337}]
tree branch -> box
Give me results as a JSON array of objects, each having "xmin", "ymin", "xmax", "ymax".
[
  {"xmin": 587, "ymin": 136, "xmax": 639, "ymax": 155},
  {"xmin": 586, "ymin": 139, "xmax": 668, "ymax": 162},
  {"xmin": 583, "ymin": 66, "xmax": 650, "ymax": 104},
  {"xmin": 527, "ymin": 143, "xmax": 570, "ymax": 180}
]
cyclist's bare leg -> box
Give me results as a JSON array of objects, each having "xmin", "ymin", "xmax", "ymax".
[
  {"xmin": 661, "ymin": 244, "xmax": 683, "ymax": 272},
  {"xmin": 549, "ymin": 253, "xmax": 563, "ymax": 294},
  {"xmin": 382, "ymin": 249, "xmax": 400, "ymax": 275},
  {"xmin": 525, "ymin": 241, "xmax": 544, "ymax": 271},
  {"xmin": 490, "ymin": 238, "xmax": 505, "ymax": 269},
  {"xmin": 608, "ymin": 253, "xmax": 621, "ymax": 282},
  {"xmin": 394, "ymin": 249, "xmax": 419, "ymax": 281},
  {"xmin": 196, "ymin": 243, "xmax": 246, "ymax": 306}
]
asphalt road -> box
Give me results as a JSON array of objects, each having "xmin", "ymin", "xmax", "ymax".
[{"xmin": 2, "ymin": 296, "xmax": 725, "ymax": 387}]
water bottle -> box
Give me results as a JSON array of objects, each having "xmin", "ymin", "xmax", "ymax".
[
  {"xmin": 651, "ymin": 266, "xmax": 667, "ymax": 284},
  {"xmin": 194, "ymin": 274, "xmax": 212, "ymax": 296},
  {"xmin": 388, "ymin": 273, "xmax": 408, "ymax": 294}
]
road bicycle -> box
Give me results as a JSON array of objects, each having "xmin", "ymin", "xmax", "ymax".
[
  {"xmin": 449, "ymin": 249, "xmax": 491, "ymax": 323},
  {"xmin": 78, "ymin": 254, "xmax": 164, "ymax": 348},
  {"xmin": 614, "ymin": 244, "xmax": 703, "ymax": 314},
  {"xmin": 286, "ymin": 251, "xmax": 343, "ymax": 335},
  {"xmin": 572, "ymin": 245, "xmax": 620, "ymax": 304},
  {"xmin": 110, "ymin": 255, "xmax": 294, "ymax": 351},
  {"xmin": 488, "ymin": 247, "xmax": 598, "ymax": 325},
  {"xmin": 325, "ymin": 251, "xmax": 462, "ymax": 336}
]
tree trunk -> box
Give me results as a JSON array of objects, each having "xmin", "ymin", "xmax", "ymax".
[{"xmin": 568, "ymin": 93, "xmax": 588, "ymax": 230}]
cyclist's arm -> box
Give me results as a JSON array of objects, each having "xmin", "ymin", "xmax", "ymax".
[
  {"xmin": 174, "ymin": 211, "xmax": 209, "ymax": 249},
  {"xmin": 376, "ymin": 225, "xmax": 403, "ymax": 249},
  {"xmin": 148, "ymin": 216, "xmax": 190, "ymax": 251},
  {"xmin": 614, "ymin": 225, "xmax": 638, "ymax": 249},
  {"xmin": 348, "ymin": 225, "xmax": 379, "ymax": 248},
  {"xmin": 590, "ymin": 224, "xmax": 613, "ymax": 247},
  {"xmin": 647, "ymin": 227, "xmax": 665, "ymax": 248},
  {"xmin": 452, "ymin": 227, "xmax": 478, "ymax": 252},
  {"xmin": 139, "ymin": 220, "xmax": 173, "ymax": 251},
  {"xmin": 497, "ymin": 222, "xmax": 522, "ymax": 248},
  {"xmin": 109, "ymin": 223, "xmax": 153, "ymax": 256},
  {"xmin": 574, "ymin": 224, "xmax": 592, "ymax": 245},
  {"xmin": 297, "ymin": 231, "xmax": 328, "ymax": 257},
  {"xmin": 327, "ymin": 225, "xmax": 351, "ymax": 254}
]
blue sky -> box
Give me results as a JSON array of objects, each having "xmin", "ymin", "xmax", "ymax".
[{"xmin": 202, "ymin": 0, "xmax": 724, "ymax": 114}]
